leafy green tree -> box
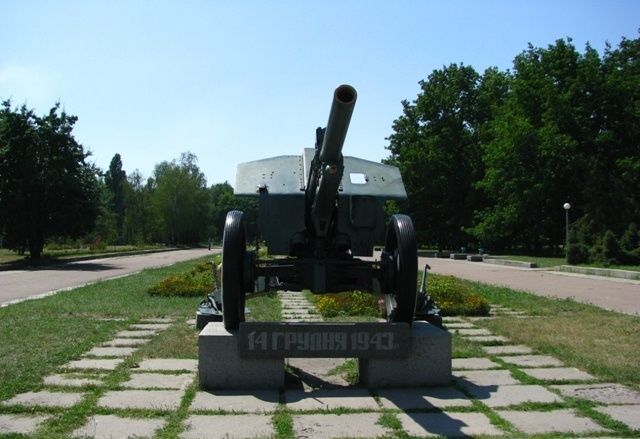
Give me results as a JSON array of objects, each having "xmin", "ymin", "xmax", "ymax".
[
  {"xmin": 209, "ymin": 182, "xmax": 235, "ymax": 241},
  {"xmin": 208, "ymin": 182, "xmax": 259, "ymax": 243},
  {"xmin": 0, "ymin": 102, "xmax": 100, "ymax": 259},
  {"xmin": 104, "ymin": 153, "xmax": 127, "ymax": 243},
  {"xmin": 151, "ymin": 152, "xmax": 209, "ymax": 245},
  {"xmin": 474, "ymin": 39, "xmax": 594, "ymax": 254},
  {"xmin": 123, "ymin": 170, "xmax": 157, "ymax": 244},
  {"xmin": 386, "ymin": 64, "xmax": 484, "ymax": 250},
  {"xmin": 387, "ymin": 35, "xmax": 639, "ymax": 258}
]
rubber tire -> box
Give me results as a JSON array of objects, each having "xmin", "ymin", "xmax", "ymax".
[
  {"xmin": 384, "ymin": 214, "xmax": 418, "ymax": 324},
  {"xmin": 222, "ymin": 210, "xmax": 247, "ymax": 330}
]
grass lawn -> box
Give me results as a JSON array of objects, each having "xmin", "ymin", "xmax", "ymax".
[
  {"xmin": 0, "ymin": 256, "xmax": 279, "ymax": 403},
  {"xmin": 1, "ymin": 256, "xmax": 639, "ymax": 438},
  {"xmin": 495, "ymin": 254, "xmax": 566, "ymax": 267},
  {"xmin": 463, "ymin": 279, "xmax": 640, "ymax": 388},
  {"xmin": 494, "ymin": 254, "xmax": 640, "ymax": 272}
]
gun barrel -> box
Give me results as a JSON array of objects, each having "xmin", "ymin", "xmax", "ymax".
[{"xmin": 319, "ymin": 84, "xmax": 357, "ymax": 163}]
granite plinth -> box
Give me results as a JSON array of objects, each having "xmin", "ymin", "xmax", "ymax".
[
  {"xmin": 359, "ymin": 321, "xmax": 451, "ymax": 387},
  {"xmin": 199, "ymin": 322, "xmax": 284, "ymax": 389}
]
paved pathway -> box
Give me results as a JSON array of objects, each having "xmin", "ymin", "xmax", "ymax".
[
  {"xmin": 2, "ymin": 301, "xmax": 639, "ymax": 437},
  {"xmin": 0, "ymin": 248, "xmax": 217, "ymax": 306},
  {"xmin": 419, "ymin": 256, "xmax": 640, "ymax": 316}
]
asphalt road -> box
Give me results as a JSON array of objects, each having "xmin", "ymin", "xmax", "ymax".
[
  {"xmin": 2, "ymin": 248, "xmax": 637, "ymax": 315},
  {"xmin": 419, "ymin": 257, "xmax": 640, "ymax": 316},
  {"xmin": 0, "ymin": 248, "xmax": 217, "ymax": 306}
]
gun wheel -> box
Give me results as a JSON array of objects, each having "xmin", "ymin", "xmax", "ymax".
[
  {"xmin": 222, "ymin": 210, "xmax": 247, "ymax": 330},
  {"xmin": 383, "ymin": 214, "xmax": 418, "ymax": 324}
]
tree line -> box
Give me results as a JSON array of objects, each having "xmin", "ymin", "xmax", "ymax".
[
  {"xmin": 385, "ymin": 35, "xmax": 639, "ymax": 264},
  {"xmin": 0, "ymin": 101, "xmax": 254, "ymax": 259}
]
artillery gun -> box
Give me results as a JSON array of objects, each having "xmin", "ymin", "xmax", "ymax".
[{"xmin": 214, "ymin": 84, "xmax": 439, "ymax": 330}]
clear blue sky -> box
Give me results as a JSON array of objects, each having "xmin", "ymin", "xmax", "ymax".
[{"xmin": 1, "ymin": 1, "xmax": 638, "ymax": 187}]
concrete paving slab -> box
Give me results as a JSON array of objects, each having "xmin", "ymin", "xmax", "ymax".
[
  {"xmin": 130, "ymin": 323, "xmax": 172, "ymax": 330},
  {"xmin": 445, "ymin": 322, "xmax": 476, "ymax": 329},
  {"xmin": 521, "ymin": 367, "xmax": 595, "ymax": 381},
  {"xmin": 377, "ymin": 386, "xmax": 472, "ymax": 410},
  {"xmin": 397, "ymin": 411, "xmax": 504, "ymax": 437},
  {"xmin": 293, "ymin": 413, "xmax": 389, "ymax": 439},
  {"xmin": 0, "ymin": 414, "xmax": 50, "ymax": 434},
  {"xmin": 454, "ymin": 328, "xmax": 493, "ymax": 336},
  {"xmin": 186, "ymin": 318, "xmax": 196, "ymax": 325},
  {"xmin": 463, "ymin": 335, "xmax": 508, "ymax": 343},
  {"xmin": 285, "ymin": 388, "xmax": 379, "ymax": 411},
  {"xmin": 122, "ymin": 373, "xmax": 194, "ymax": 389},
  {"xmin": 71, "ymin": 414, "xmax": 165, "ymax": 438},
  {"xmin": 98, "ymin": 390, "xmax": 183, "ymax": 410},
  {"xmin": 141, "ymin": 318, "xmax": 174, "ymax": 323},
  {"xmin": 466, "ymin": 384, "xmax": 563, "ymax": 407},
  {"xmin": 136, "ymin": 358, "xmax": 198, "ymax": 372},
  {"xmin": 63, "ymin": 358, "xmax": 124, "ymax": 370},
  {"xmin": 498, "ymin": 354, "xmax": 564, "ymax": 367},
  {"xmin": 84, "ymin": 347, "xmax": 137, "ymax": 357},
  {"xmin": 442, "ymin": 317, "xmax": 466, "ymax": 322},
  {"xmin": 102, "ymin": 338, "xmax": 150, "ymax": 346},
  {"xmin": 190, "ymin": 390, "xmax": 279, "ymax": 413},
  {"xmin": 2, "ymin": 390, "xmax": 84, "ymax": 408},
  {"xmin": 466, "ymin": 316, "xmax": 495, "ymax": 321},
  {"xmin": 44, "ymin": 374, "xmax": 103, "ymax": 387},
  {"xmin": 483, "ymin": 344, "xmax": 534, "ymax": 355},
  {"xmin": 452, "ymin": 357, "xmax": 500, "ymax": 370},
  {"xmin": 595, "ymin": 405, "xmax": 640, "ymax": 430},
  {"xmin": 455, "ymin": 369, "xmax": 520, "ymax": 387},
  {"xmin": 550, "ymin": 383, "xmax": 640, "ymax": 405},
  {"xmin": 497, "ymin": 409, "xmax": 609, "ymax": 434},
  {"xmin": 182, "ymin": 414, "xmax": 273, "ymax": 439},
  {"xmin": 115, "ymin": 329, "xmax": 158, "ymax": 338}
]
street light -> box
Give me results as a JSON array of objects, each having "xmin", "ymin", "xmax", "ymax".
[{"xmin": 563, "ymin": 202, "xmax": 571, "ymax": 263}]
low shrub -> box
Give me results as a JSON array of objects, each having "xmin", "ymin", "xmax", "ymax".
[
  {"xmin": 428, "ymin": 275, "xmax": 490, "ymax": 316},
  {"xmin": 148, "ymin": 260, "xmax": 216, "ymax": 297},
  {"xmin": 315, "ymin": 291, "xmax": 380, "ymax": 318}
]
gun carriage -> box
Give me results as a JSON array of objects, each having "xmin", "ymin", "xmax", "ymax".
[{"xmin": 212, "ymin": 84, "xmax": 438, "ymax": 330}]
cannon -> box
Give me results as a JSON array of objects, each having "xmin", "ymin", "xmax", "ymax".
[{"xmin": 213, "ymin": 84, "xmax": 440, "ymax": 330}]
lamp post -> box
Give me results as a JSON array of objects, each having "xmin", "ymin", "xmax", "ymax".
[{"xmin": 563, "ymin": 202, "xmax": 571, "ymax": 263}]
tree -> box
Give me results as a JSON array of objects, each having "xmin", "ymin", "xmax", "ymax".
[
  {"xmin": 473, "ymin": 39, "xmax": 594, "ymax": 254},
  {"xmin": 0, "ymin": 102, "xmax": 100, "ymax": 259},
  {"xmin": 209, "ymin": 182, "xmax": 236, "ymax": 241},
  {"xmin": 209, "ymin": 182, "xmax": 259, "ymax": 242},
  {"xmin": 386, "ymin": 64, "xmax": 485, "ymax": 250},
  {"xmin": 385, "ymin": 35, "xmax": 640, "ymax": 257},
  {"xmin": 151, "ymin": 152, "xmax": 209, "ymax": 245},
  {"xmin": 122, "ymin": 170, "xmax": 157, "ymax": 244},
  {"xmin": 104, "ymin": 153, "xmax": 127, "ymax": 243}
]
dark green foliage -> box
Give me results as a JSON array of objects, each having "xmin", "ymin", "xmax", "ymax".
[
  {"xmin": 428, "ymin": 275, "xmax": 490, "ymax": 316},
  {"xmin": 123, "ymin": 170, "xmax": 158, "ymax": 244},
  {"xmin": 209, "ymin": 182, "xmax": 259, "ymax": 242},
  {"xmin": 104, "ymin": 153, "xmax": 127, "ymax": 243},
  {"xmin": 387, "ymin": 35, "xmax": 640, "ymax": 259},
  {"xmin": 0, "ymin": 101, "xmax": 100, "ymax": 259},
  {"xmin": 148, "ymin": 260, "xmax": 215, "ymax": 297},
  {"xmin": 151, "ymin": 152, "xmax": 210, "ymax": 245},
  {"xmin": 386, "ymin": 64, "xmax": 490, "ymax": 250}
]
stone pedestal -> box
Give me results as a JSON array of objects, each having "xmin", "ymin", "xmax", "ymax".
[
  {"xmin": 359, "ymin": 322, "xmax": 451, "ymax": 387},
  {"xmin": 199, "ymin": 323, "xmax": 284, "ymax": 390}
]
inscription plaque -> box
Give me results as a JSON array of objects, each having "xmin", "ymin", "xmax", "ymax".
[{"xmin": 238, "ymin": 322, "xmax": 411, "ymax": 358}]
